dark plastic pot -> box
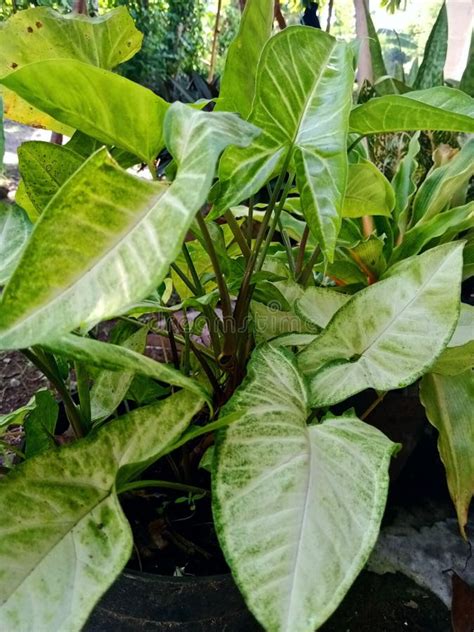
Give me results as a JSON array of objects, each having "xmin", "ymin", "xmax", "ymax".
[{"xmin": 85, "ymin": 570, "xmax": 262, "ymax": 631}]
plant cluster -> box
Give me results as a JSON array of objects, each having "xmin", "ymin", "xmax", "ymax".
[{"xmin": 0, "ymin": 1, "xmax": 473, "ymax": 630}]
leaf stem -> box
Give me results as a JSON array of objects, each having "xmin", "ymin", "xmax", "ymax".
[
  {"xmin": 361, "ymin": 392, "xmax": 386, "ymax": 420},
  {"xmin": 295, "ymin": 225, "xmax": 310, "ymax": 278},
  {"xmin": 256, "ymin": 172, "xmax": 295, "ymax": 271},
  {"xmin": 195, "ymin": 213, "xmax": 234, "ymax": 359},
  {"xmin": 23, "ymin": 348, "xmax": 85, "ymax": 439},
  {"xmin": 224, "ymin": 210, "xmax": 251, "ymax": 259},
  {"xmin": 74, "ymin": 361, "xmax": 91, "ymax": 429},
  {"xmin": 298, "ymin": 245, "xmax": 321, "ymax": 286}
]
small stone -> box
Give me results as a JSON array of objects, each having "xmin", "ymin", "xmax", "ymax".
[
  {"xmin": 9, "ymin": 378, "xmax": 21, "ymax": 388},
  {"xmin": 3, "ymin": 357, "xmax": 11, "ymax": 364},
  {"xmin": 404, "ymin": 600, "xmax": 419, "ymax": 609}
]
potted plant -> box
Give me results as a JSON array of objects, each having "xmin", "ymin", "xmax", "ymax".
[{"xmin": 0, "ymin": 1, "xmax": 473, "ymax": 630}]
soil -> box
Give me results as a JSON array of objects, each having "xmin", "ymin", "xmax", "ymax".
[{"xmin": 321, "ymin": 571, "xmax": 451, "ymax": 632}]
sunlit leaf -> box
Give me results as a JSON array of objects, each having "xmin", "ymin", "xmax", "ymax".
[
  {"xmin": 0, "ymin": 6, "xmax": 142, "ymax": 132},
  {"xmin": 350, "ymin": 87, "xmax": 474, "ymax": 135},
  {"xmin": 212, "ymin": 27, "xmax": 354, "ymax": 260},
  {"xmin": 216, "ymin": 0, "xmax": 273, "ymax": 118},
  {"xmin": 411, "ymin": 138, "xmax": 474, "ymax": 225},
  {"xmin": 0, "ymin": 104, "xmax": 258, "ymax": 350}
]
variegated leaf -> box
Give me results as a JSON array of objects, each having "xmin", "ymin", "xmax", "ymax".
[
  {"xmin": 350, "ymin": 87, "xmax": 474, "ymax": 135},
  {"xmin": 0, "ymin": 104, "xmax": 259, "ymax": 350},
  {"xmin": 297, "ymin": 243, "xmax": 464, "ymax": 406},
  {"xmin": 213, "ymin": 344, "xmax": 397, "ymax": 632},
  {"xmin": 212, "ymin": 26, "xmax": 354, "ymax": 260},
  {"xmin": 0, "ymin": 390, "xmax": 204, "ymax": 632}
]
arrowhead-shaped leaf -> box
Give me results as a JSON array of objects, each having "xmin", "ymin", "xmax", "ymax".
[
  {"xmin": 216, "ymin": 0, "xmax": 274, "ymax": 118},
  {"xmin": 213, "ymin": 344, "xmax": 397, "ymax": 632},
  {"xmin": 0, "ymin": 389, "xmax": 204, "ymax": 631},
  {"xmin": 350, "ymin": 87, "xmax": 474, "ymax": 135},
  {"xmin": 420, "ymin": 370, "xmax": 474, "ymax": 538},
  {"xmin": 0, "ymin": 104, "xmax": 259, "ymax": 350},
  {"xmin": 213, "ymin": 26, "xmax": 354, "ymax": 260},
  {"xmin": 0, "ymin": 6, "xmax": 142, "ymax": 132},
  {"xmin": 297, "ymin": 243, "xmax": 464, "ymax": 407},
  {"xmin": 1, "ymin": 60, "xmax": 169, "ymax": 162}
]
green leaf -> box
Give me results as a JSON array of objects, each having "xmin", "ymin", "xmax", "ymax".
[
  {"xmin": 391, "ymin": 202, "xmax": 474, "ymax": 264},
  {"xmin": 413, "ymin": 2, "xmax": 448, "ymax": 89},
  {"xmin": 90, "ymin": 327, "xmax": 148, "ymax": 424},
  {"xmin": 360, "ymin": 0, "xmax": 387, "ymax": 81},
  {"xmin": 216, "ymin": 0, "xmax": 273, "ymax": 118},
  {"xmin": 431, "ymin": 303, "xmax": 474, "ymax": 375},
  {"xmin": 411, "ymin": 138, "xmax": 474, "ymax": 225},
  {"xmin": 0, "ymin": 6, "xmax": 142, "ymax": 132},
  {"xmin": 213, "ymin": 27, "xmax": 354, "ymax": 260},
  {"xmin": 297, "ymin": 243, "xmax": 464, "ymax": 407},
  {"xmin": 391, "ymin": 132, "xmax": 420, "ymax": 228},
  {"xmin": 18, "ymin": 141, "xmax": 83, "ymax": 215},
  {"xmin": 295, "ymin": 286, "xmax": 350, "ymax": 328},
  {"xmin": 44, "ymin": 333, "xmax": 211, "ymax": 407},
  {"xmin": 0, "ymin": 389, "xmax": 204, "ymax": 631},
  {"xmin": 0, "ymin": 390, "xmax": 46, "ymax": 431},
  {"xmin": 213, "ymin": 344, "xmax": 397, "ymax": 632},
  {"xmin": 0, "ymin": 104, "xmax": 258, "ymax": 350},
  {"xmin": 1, "ymin": 60, "xmax": 169, "ymax": 163},
  {"xmin": 460, "ymin": 31, "xmax": 474, "ymax": 97},
  {"xmin": 420, "ymin": 370, "xmax": 474, "ymax": 538},
  {"xmin": 342, "ymin": 159, "xmax": 395, "ymax": 218},
  {"xmin": 350, "ymin": 87, "xmax": 474, "ymax": 135},
  {"xmin": 24, "ymin": 390, "xmax": 58, "ymax": 458},
  {"xmin": 0, "ymin": 203, "xmax": 32, "ymax": 286}
]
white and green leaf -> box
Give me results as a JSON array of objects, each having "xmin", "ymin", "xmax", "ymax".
[
  {"xmin": 431, "ymin": 303, "xmax": 474, "ymax": 375},
  {"xmin": 212, "ymin": 27, "xmax": 354, "ymax": 260},
  {"xmin": 0, "ymin": 104, "xmax": 258, "ymax": 350},
  {"xmin": 0, "ymin": 389, "xmax": 204, "ymax": 632},
  {"xmin": 295, "ymin": 286, "xmax": 350, "ymax": 329},
  {"xmin": 350, "ymin": 87, "xmax": 474, "ymax": 135},
  {"xmin": 297, "ymin": 243, "xmax": 464, "ymax": 406},
  {"xmin": 213, "ymin": 344, "xmax": 398, "ymax": 632}
]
